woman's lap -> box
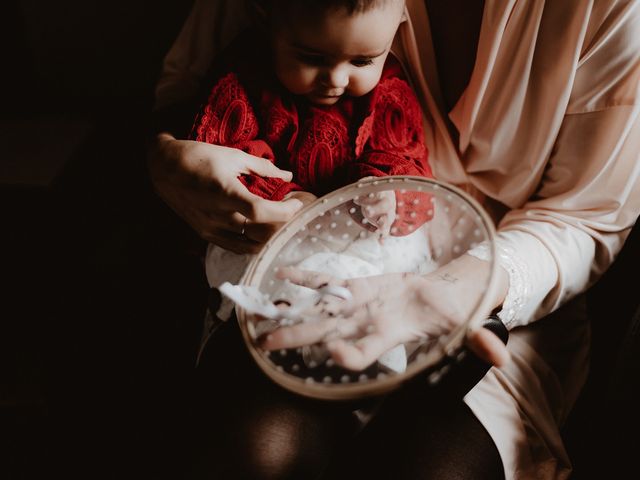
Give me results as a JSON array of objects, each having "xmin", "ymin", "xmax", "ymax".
[
  {"xmin": 189, "ymin": 318, "xmax": 357, "ymax": 479},
  {"xmin": 189, "ymin": 320, "xmax": 503, "ymax": 479},
  {"xmin": 464, "ymin": 296, "xmax": 589, "ymax": 479},
  {"xmin": 327, "ymin": 375, "xmax": 504, "ymax": 480}
]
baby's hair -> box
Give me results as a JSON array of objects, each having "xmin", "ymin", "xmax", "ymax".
[
  {"xmin": 296, "ymin": 0, "xmax": 391, "ymax": 14},
  {"xmin": 252, "ymin": 0, "xmax": 398, "ymax": 16}
]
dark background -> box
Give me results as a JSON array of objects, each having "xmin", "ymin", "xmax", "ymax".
[
  {"xmin": 2, "ymin": 0, "xmax": 190, "ymax": 113},
  {"xmin": 1, "ymin": 1, "xmax": 209, "ymax": 478},
  {"xmin": 1, "ymin": 1, "xmax": 638, "ymax": 479}
]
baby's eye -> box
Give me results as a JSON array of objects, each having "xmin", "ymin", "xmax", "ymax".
[
  {"xmin": 351, "ymin": 58, "xmax": 374, "ymax": 67},
  {"xmin": 297, "ymin": 53, "xmax": 326, "ymax": 66}
]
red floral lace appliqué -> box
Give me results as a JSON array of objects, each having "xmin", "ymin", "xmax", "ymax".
[
  {"xmin": 261, "ymin": 91, "xmax": 299, "ymax": 157},
  {"xmin": 193, "ymin": 73, "xmax": 259, "ymax": 145},
  {"xmin": 295, "ymin": 108, "xmax": 351, "ymax": 192},
  {"xmin": 356, "ymin": 77, "xmax": 426, "ymax": 161}
]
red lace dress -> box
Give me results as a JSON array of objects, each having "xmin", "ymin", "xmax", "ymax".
[{"xmin": 191, "ymin": 37, "xmax": 434, "ymax": 236}]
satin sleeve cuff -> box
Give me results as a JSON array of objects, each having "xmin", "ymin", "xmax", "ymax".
[
  {"xmin": 466, "ymin": 230, "xmax": 557, "ymax": 329},
  {"xmin": 466, "ymin": 241, "xmax": 528, "ymax": 329}
]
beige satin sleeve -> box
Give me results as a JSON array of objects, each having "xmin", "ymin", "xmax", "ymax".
[
  {"xmin": 154, "ymin": 0, "xmax": 249, "ymax": 110},
  {"xmin": 497, "ymin": 3, "xmax": 640, "ymax": 327}
]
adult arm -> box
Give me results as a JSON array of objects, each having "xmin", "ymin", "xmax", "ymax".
[
  {"xmin": 148, "ymin": 0, "xmax": 305, "ymax": 252},
  {"xmin": 148, "ymin": 134, "xmax": 304, "ymax": 253},
  {"xmin": 486, "ymin": 3, "xmax": 640, "ymax": 329}
]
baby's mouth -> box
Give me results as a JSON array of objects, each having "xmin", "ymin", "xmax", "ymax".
[
  {"xmin": 309, "ymin": 91, "xmax": 344, "ymax": 105},
  {"xmin": 315, "ymin": 89, "xmax": 344, "ymax": 99},
  {"xmin": 308, "ymin": 93, "xmax": 341, "ymax": 106}
]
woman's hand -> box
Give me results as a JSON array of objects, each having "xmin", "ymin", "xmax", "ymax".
[
  {"xmin": 260, "ymin": 254, "xmax": 510, "ymax": 370},
  {"xmin": 148, "ymin": 133, "xmax": 304, "ymax": 253}
]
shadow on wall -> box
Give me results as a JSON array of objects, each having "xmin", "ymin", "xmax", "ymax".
[{"xmin": 2, "ymin": 0, "xmax": 194, "ymax": 114}]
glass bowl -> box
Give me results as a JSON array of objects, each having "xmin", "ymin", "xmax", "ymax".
[{"xmin": 232, "ymin": 176, "xmax": 498, "ymax": 400}]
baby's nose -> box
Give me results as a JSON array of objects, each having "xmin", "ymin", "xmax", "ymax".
[{"xmin": 323, "ymin": 66, "xmax": 349, "ymax": 90}]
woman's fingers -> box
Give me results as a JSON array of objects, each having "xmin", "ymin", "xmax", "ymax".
[
  {"xmin": 223, "ymin": 211, "xmax": 250, "ymax": 235},
  {"xmin": 223, "ymin": 211, "xmax": 283, "ymax": 243},
  {"xmin": 255, "ymin": 196, "xmax": 304, "ymax": 223},
  {"xmin": 230, "ymin": 185, "xmax": 304, "ymax": 224},
  {"xmin": 187, "ymin": 210, "xmax": 261, "ymax": 253},
  {"xmin": 260, "ymin": 317, "xmax": 361, "ymax": 351},
  {"xmin": 466, "ymin": 327, "xmax": 511, "ymax": 367},
  {"xmin": 275, "ymin": 267, "xmax": 347, "ymax": 289},
  {"xmin": 196, "ymin": 183, "xmax": 301, "ymax": 244},
  {"xmin": 148, "ymin": 137, "xmax": 303, "ymax": 250},
  {"xmin": 260, "ymin": 320, "xmax": 331, "ymax": 350},
  {"xmin": 244, "ymin": 220, "xmax": 284, "ymax": 243},
  {"xmin": 327, "ymin": 332, "xmax": 400, "ymax": 371},
  {"xmin": 239, "ymin": 152, "xmax": 294, "ymax": 181}
]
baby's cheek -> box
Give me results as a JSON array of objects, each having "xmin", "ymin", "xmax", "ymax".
[
  {"xmin": 349, "ymin": 69, "xmax": 384, "ymax": 97},
  {"xmin": 278, "ymin": 65, "xmax": 316, "ymax": 95}
]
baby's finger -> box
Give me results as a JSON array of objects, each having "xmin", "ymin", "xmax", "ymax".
[
  {"xmin": 363, "ymin": 210, "xmax": 395, "ymax": 237},
  {"xmin": 360, "ymin": 201, "xmax": 388, "ymax": 217},
  {"xmin": 378, "ymin": 212, "xmax": 396, "ymax": 237},
  {"xmin": 362, "ymin": 211, "xmax": 384, "ymax": 230},
  {"xmin": 354, "ymin": 192, "xmax": 385, "ymax": 206}
]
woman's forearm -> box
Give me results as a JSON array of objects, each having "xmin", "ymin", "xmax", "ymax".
[{"xmin": 421, "ymin": 253, "xmax": 509, "ymax": 321}]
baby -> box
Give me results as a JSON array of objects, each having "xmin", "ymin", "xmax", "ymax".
[{"xmin": 192, "ymin": 0, "xmax": 436, "ymax": 360}]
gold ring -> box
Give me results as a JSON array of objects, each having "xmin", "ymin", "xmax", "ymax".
[{"xmin": 240, "ymin": 218, "xmax": 248, "ymax": 237}]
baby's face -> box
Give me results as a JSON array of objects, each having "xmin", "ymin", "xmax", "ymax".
[{"xmin": 271, "ymin": 1, "xmax": 405, "ymax": 106}]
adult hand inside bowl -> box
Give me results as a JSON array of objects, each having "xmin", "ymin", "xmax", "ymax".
[{"xmin": 259, "ymin": 254, "xmax": 511, "ymax": 371}]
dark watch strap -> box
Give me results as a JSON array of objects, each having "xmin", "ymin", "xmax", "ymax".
[
  {"xmin": 402, "ymin": 315, "xmax": 509, "ymax": 400},
  {"xmin": 483, "ymin": 314, "xmax": 509, "ymax": 345}
]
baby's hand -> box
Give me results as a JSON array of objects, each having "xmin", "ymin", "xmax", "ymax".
[{"xmin": 353, "ymin": 190, "xmax": 396, "ymax": 237}]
